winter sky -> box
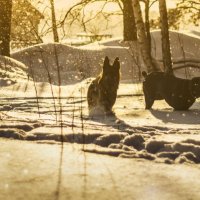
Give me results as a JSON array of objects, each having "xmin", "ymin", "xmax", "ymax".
[
  {"xmin": 54, "ymin": 0, "xmax": 178, "ymax": 10},
  {"xmin": 35, "ymin": 0, "xmax": 178, "ymax": 12}
]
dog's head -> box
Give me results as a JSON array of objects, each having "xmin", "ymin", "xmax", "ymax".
[
  {"xmin": 190, "ymin": 77, "xmax": 200, "ymax": 98},
  {"xmin": 101, "ymin": 56, "xmax": 120, "ymax": 82},
  {"xmin": 142, "ymin": 71, "xmax": 148, "ymax": 79}
]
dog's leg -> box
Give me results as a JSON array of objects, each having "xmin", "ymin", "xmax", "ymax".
[
  {"xmin": 143, "ymin": 88, "xmax": 154, "ymax": 109},
  {"xmin": 145, "ymin": 97, "xmax": 154, "ymax": 109},
  {"xmin": 101, "ymin": 101, "xmax": 113, "ymax": 116}
]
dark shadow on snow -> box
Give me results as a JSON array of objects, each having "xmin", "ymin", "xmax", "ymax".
[
  {"xmin": 88, "ymin": 114, "xmax": 171, "ymax": 135},
  {"xmin": 150, "ymin": 108, "xmax": 200, "ymax": 125}
]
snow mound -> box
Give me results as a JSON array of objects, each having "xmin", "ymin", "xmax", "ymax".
[
  {"xmin": 11, "ymin": 30, "xmax": 200, "ymax": 85},
  {"xmin": 82, "ymin": 134, "xmax": 200, "ymax": 164},
  {"xmin": 122, "ymin": 134, "xmax": 145, "ymax": 150},
  {"xmin": 94, "ymin": 133, "xmax": 127, "ymax": 147},
  {"xmin": 1, "ymin": 115, "xmax": 200, "ymax": 164},
  {"xmin": 11, "ymin": 42, "xmax": 140, "ymax": 84},
  {"xmin": 0, "ymin": 56, "xmax": 28, "ymax": 86},
  {"xmin": 151, "ymin": 30, "xmax": 200, "ymax": 79},
  {"xmin": 83, "ymin": 30, "xmax": 200, "ymax": 79},
  {"xmin": 11, "ymin": 43, "xmax": 104, "ymax": 85}
]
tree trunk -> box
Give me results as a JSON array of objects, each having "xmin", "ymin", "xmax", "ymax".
[
  {"xmin": 122, "ymin": 0, "xmax": 137, "ymax": 41},
  {"xmin": 0, "ymin": 0, "xmax": 12, "ymax": 56},
  {"xmin": 132, "ymin": 0, "xmax": 156, "ymax": 73},
  {"xmin": 144, "ymin": 0, "xmax": 151, "ymax": 52},
  {"xmin": 158, "ymin": 0, "xmax": 173, "ymax": 74},
  {"xmin": 50, "ymin": 0, "xmax": 59, "ymax": 42}
]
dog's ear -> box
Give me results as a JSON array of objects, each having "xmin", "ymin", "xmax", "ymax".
[
  {"xmin": 113, "ymin": 57, "xmax": 120, "ymax": 70},
  {"xmin": 142, "ymin": 71, "xmax": 147, "ymax": 78},
  {"xmin": 103, "ymin": 56, "xmax": 110, "ymax": 69}
]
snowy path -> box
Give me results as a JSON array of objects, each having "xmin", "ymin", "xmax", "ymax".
[{"xmin": 1, "ymin": 138, "xmax": 200, "ymax": 200}]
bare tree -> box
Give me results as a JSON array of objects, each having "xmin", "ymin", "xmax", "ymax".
[
  {"xmin": 50, "ymin": 0, "xmax": 59, "ymax": 42},
  {"xmin": 158, "ymin": 0, "xmax": 173, "ymax": 74},
  {"xmin": 61, "ymin": 0, "xmax": 138, "ymax": 41},
  {"xmin": 132, "ymin": 0, "xmax": 156, "ymax": 72},
  {"xmin": 0, "ymin": 0, "xmax": 12, "ymax": 56},
  {"xmin": 11, "ymin": 0, "xmax": 44, "ymax": 49},
  {"xmin": 140, "ymin": 0, "xmax": 158, "ymax": 52},
  {"xmin": 144, "ymin": 0, "xmax": 151, "ymax": 51},
  {"xmin": 177, "ymin": 0, "xmax": 200, "ymax": 26},
  {"xmin": 121, "ymin": 0, "xmax": 137, "ymax": 41}
]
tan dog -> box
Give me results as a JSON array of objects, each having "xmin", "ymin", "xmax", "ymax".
[{"xmin": 87, "ymin": 56, "xmax": 120, "ymax": 116}]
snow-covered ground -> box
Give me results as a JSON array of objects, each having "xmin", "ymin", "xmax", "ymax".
[
  {"xmin": 1, "ymin": 76, "xmax": 200, "ymax": 164},
  {"xmin": 1, "ymin": 138, "xmax": 200, "ymax": 200},
  {"xmin": 1, "ymin": 30, "xmax": 200, "ymax": 199}
]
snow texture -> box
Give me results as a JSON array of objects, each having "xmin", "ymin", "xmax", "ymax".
[{"xmin": 0, "ymin": 30, "xmax": 200, "ymax": 165}]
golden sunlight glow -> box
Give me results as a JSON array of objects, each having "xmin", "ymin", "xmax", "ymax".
[{"xmin": 54, "ymin": 0, "xmax": 178, "ymax": 10}]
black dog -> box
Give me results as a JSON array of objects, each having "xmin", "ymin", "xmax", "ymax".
[{"xmin": 142, "ymin": 71, "xmax": 200, "ymax": 110}]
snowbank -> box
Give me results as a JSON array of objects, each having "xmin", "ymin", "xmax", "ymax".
[
  {"xmin": 0, "ymin": 56, "xmax": 28, "ymax": 86},
  {"xmin": 11, "ymin": 42, "xmax": 140, "ymax": 84},
  {"xmin": 11, "ymin": 31, "xmax": 200, "ymax": 85},
  {"xmin": 151, "ymin": 30, "xmax": 200, "ymax": 78},
  {"xmin": 5, "ymin": 31, "xmax": 199, "ymax": 111}
]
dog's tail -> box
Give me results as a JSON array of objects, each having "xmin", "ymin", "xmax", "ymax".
[{"xmin": 142, "ymin": 71, "xmax": 147, "ymax": 78}]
